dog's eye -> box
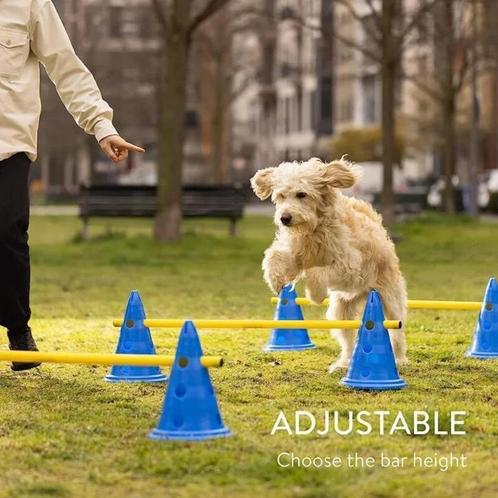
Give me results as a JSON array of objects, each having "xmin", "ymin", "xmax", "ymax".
[{"xmin": 296, "ymin": 192, "xmax": 307, "ymax": 199}]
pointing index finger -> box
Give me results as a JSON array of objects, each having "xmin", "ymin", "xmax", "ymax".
[{"xmin": 123, "ymin": 142, "xmax": 145, "ymax": 153}]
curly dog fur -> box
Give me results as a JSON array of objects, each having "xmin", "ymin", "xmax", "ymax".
[{"xmin": 251, "ymin": 158, "xmax": 407, "ymax": 372}]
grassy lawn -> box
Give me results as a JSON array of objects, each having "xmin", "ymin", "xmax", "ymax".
[{"xmin": 0, "ymin": 213, "xmax": 497, "ymax": 498}]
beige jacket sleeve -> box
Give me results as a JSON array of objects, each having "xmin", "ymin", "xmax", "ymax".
[{"xmin": 29, "ymin": 0, "xmax": 118, "ymax": 142}]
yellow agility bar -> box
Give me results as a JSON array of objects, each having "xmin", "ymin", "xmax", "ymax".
[
  {"xmin": 112, "ymin": 318, "xmax": 402, "ymax": 330},
  {"xmin": 0, "ymin": 351, "xmax": 223, "ymax": 368},
  {"xmin": 270, "ymin": 297, "xmax": 483, "ymax": 311}
]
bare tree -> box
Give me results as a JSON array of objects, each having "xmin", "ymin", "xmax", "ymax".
[
  {"xmin": 151, "ymin": 0, "xmax": 232, "ymax": 242},
  {"xmin": 404, "ymin": 0, "xmax": 489, "ymax": 214},
  {"xmin": 195, "ymin": 4, "xmax": 261, "ymax": 182},
  {"xmin": 255, "ymin": 0, "xmax": 278, "ymax": 167},
  {"xmin": 296, "ymin": 0, "xmax": 439, "ymax": 228}
]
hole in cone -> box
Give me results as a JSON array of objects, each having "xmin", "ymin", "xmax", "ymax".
[
  {"xmin": 125, "ymin": 320, "xmax": 135, "ymax": 328},
  {"xmin": 370, "ymin": 354, "xmax": 381, "ymax": 365},
  {"xmin": 366, "ymin": 320, "xmax": 375, "ymax": 330},
  {"xmin": 281, "ymin": 298, "xmax": 288, "ymax": 305},
  {"xmin": 485, "ymin": 303, "xmax": 493, "ymax": 311},
  {"xmin": 178, "ymin": 357, "xmax": 189, "ymax": 368}
]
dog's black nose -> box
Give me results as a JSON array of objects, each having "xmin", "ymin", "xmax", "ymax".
[{"xmin": 280, "ymin": 214, "xmax": 292, "ymax": 226}]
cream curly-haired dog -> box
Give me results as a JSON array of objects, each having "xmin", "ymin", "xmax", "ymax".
[{"xmin": 251, "ymin": 158, "xmax": 407, "ymax": 372}]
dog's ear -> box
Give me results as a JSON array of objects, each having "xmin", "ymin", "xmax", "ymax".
[
  {"xmin": 251, "ymin": 167, "xmax": 275, "ymax": 200},
  {"xmin": 320, "ymin": 159, "xmax": 357, "ymax": 189}
]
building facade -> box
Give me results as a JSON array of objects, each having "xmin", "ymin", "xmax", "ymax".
[{"xmin": 251, "ymin": 0, "xmax": 334, "ymax": 168}]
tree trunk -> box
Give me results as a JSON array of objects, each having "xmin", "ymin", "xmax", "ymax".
[
  {"xmin": 212, "ymin": 47, "xmax": 227, "ymax": 183},
  {"xmin": 467, "ymin": 0, "xmax": 479, "ymax": 216},
  {"xmin": 259, "ymin": 0, "xmax": 277, "ymax": 165},
  {"xmin": 154, "ymin": 6, "xmax": 191, "ymax": 242},
  {"xmin": 440, "ymin": 0, "xmax": 456, "ymax": 214},
  {"xmin": 442, "ymin": 95, "xmax": 456, "ymax": 213},
  {"xmin": 380, "ymin": 0, "xmax": 397, "ymax": 229}
]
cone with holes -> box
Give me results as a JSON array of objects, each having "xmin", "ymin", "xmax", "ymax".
[
  {"xmin": 149, "ymin": 320, "xmax": 231, "ymax": 441},
  {"xmin": 341, "ymin": 290, "xmax": 406, "ymax": 390},
  {"xmin": 466, "ymin": 277, "xmax": 498, "ymax": 359},
  {"xmin": 105, "ymin": 290, "xmax": 167, "ymax": 383},
  {"xmin": 263, "ymin": 285, "xmax": 316, "ymax": 351}
]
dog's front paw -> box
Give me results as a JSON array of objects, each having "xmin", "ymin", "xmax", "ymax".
[
  {"xmin": 396, "ymin": 356, "xmax": 409, "ymax": 366},
  {"xmin": 265, "ymin": 270, "xmax": 289, "ymax": 295},
  {"xmin": 328, "ymin": 360, "xmax": 350, "ymax": 373}
]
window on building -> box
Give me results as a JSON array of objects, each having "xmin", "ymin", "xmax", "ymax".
[
  {"xmin": 122, "ymin": 9, "xmax": 140, "ymax": 38},
  {"xmin": 361, "ymin": 14, "xmax": 377, "ymax": 44},
  {"xmin": 109, "ymin": 6, "xmax": 140, "ymax": 38},
  {"xmin": 338, "ymin": 98, "xmax": 353, "ymax": 122},
  {"xmin": 418, "ymin": 98, "xmax": 428, "ymax": 114},
  {"xmin": 418, "ymin": 55, "xmax": 429, "ymax": 77},
  {"xmin": 417, "ymin": 14, "xmax": 429, "ymax": 44},
  {"xmin": 285, "ymin": 97, "xmax": 291, "ymax": 135},
  {"xmin": 337, "ymin": 41, "xmax": 353, "ymax": 63},
  {"xmin": 303, "ymin": 91, "xmax": 311, "ymax": 132},
  {"xmin": 363, "ymin": 75, "xmax": 377, "ymax": 124},
  {"xmin": 276, "ymin": 97, "xmax": 284, "ymax": 135},
  {"xmin": 109, "ymin": 6, "xmax": 123, "ymax": 38},
  {"xmin": 310, "ymin": 90, "xmax": 317, "ymax": 130},
  {"xmin": 361, "ymin": 15, "xmax": 378, "ymax": 66},
  {"xmin": 296, "ymin": 91, "xmax": 303, "ymax": 133}
]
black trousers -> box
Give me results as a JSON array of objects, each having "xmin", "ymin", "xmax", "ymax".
[{"xmin": 0, "ymin": 153, "xmax": 31, "ymax": 332}]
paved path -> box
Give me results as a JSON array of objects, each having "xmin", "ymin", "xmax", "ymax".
[
  {"xmin": 31, "ymin": 205, "xmax": 78, "ymax": 216},
  {"xmin": 30, "ymin": 204, "xmax": 275, "ymax": 217},
  {"xmin": 29, "ymin": 204, "xmax": 498, "ymax": 221}
]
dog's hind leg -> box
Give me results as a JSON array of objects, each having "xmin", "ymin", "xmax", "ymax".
[
  {"xmin": 327, "ymin": 293, "xmax": 366, "ymax": 373},
  {"xmin": 378, "ymin": 283, "xmax": 408, "ymax": 366}
]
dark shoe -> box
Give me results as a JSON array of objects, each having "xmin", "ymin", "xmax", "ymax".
[{"xmin": 7, "ymin": 327, "xmax": 41, "ymax": 371}]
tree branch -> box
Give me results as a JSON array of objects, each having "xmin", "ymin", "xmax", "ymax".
[
  {"xmin": 398, "ymin": 0, "xmax": 440, "ymax": 47},
  {"xmin": 334, "ymin": 0, "xmax": 381, "ymax": 46},
  {"xmin": 291, "ymin": 14, "xmax": 381, "ymax": 64},
  {"xmin": 225, "ymin": 72, "xmax": 256, "ymax": 105},
  {"xmin": 402, "ymin": 69, "xmax": 443, "ymax": 102},
  {"xmin": 187, "ymin": 0, "xmax": 232, "ymax": 39},
  {"xmin": 364, "ymin": 0, "xmax": 382, "ymax": 28},
  {"xmin": 333, "ymin": 31, "xmax": 381, "ymax": 64}
]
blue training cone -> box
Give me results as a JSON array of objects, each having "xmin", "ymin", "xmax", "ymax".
[
  {"xmin": 466, "ymin": 277, "xmax": 498, "ymax": 359},
  {"xmin": 341, "ymin": 290, "xmax": 406, "ymax": 391},
  {"xmin": 149, "ymin": 320, "xmax": 231, "ymax": 441},
  {"xmin": 105, "ymin": 291, "xmax": 167, "ymax": 383},
  {"xmin": 263, "ymin": 285, "xmax": 316, "ymax": 352}
]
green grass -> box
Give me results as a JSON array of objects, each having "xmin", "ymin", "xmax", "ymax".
[{"xmin": 0, "ymin": 213, "xmax": 497, "ymax": 498}]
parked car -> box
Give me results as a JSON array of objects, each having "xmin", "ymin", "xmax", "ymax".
[
  {"xmin": 427, "ymin": 177, "xmax": 465, "ymax": 212},
  {"xmin": 480, "ymin": 169, "xmax": 498, "ymax": 212},
  {"xmin": 426, "ymin": 172, "xmax": 498, "ymax": 212},
  {"xmin": 346, "ymin": 162, "xmax": 428, "ymax": 215}
]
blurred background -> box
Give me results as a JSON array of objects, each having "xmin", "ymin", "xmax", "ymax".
[{"xmin": 32, "ymin": 0, "xmax": 498, "ymax": 237}]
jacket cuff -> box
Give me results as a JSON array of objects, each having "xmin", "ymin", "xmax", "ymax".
[{"xmin": 94, "ymin": 120, "xmax": 118, "ymax": 143}]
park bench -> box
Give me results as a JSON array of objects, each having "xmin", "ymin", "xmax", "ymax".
[
  {"xmin": 78, "ymin": 184, "xmax": 246, "ymax": 239},
  {"xmin": 372, "ymin": 190, "xmax": 427, "ymax": 215}
]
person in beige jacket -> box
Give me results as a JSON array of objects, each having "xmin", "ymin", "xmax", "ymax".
[{"xmin": 0, "ymin": 0, "xmax": 144, "ymax": 370}]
